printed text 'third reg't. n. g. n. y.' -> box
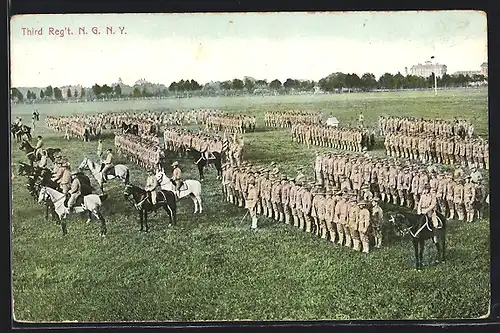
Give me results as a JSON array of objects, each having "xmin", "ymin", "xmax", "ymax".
[{"xmin": 20, "ymin": 26, "xmax": 127, "ymax": 37}]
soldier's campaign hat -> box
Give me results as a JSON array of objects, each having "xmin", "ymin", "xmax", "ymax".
[
  {"xmin": 107, "ymin": 148, "xmax": 112, "ymax": 152},
  {"xmin": 171, "ymin": 161, "xmax": 179, "ymax": 167},
  {"xmin": 424, "ymin": 183, "xmax": 431, "ymax": 189},
  {"xmin": 465, "ymin": 175, "xmax": 472, "ymax": 179},
  {"xmin": 357, "ymin": 200, "xmax": 369, "ymax": 206}
]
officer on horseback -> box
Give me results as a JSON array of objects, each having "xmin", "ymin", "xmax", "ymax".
[
  {"xmin": 144, "ymin": 169, "xmax": 158, "ymax": 207},
  {"xmin": 171, "ymin": 161, "xmax": 182, "ymax": 197},
  {"xmin": 35, "ymin": 135, "xmax": 44, "ymax": 159},
  {"xmin": 100, "ymin": 148, "xmax": 113, "ymax": 183},
  {"xmin": 417, "ymin": 183, "xmax": 442, "ymax": 229},
  {"xmin": 66, "ymin": 172, "xmax": 82, "ymax": 213},
  {"xmin": 200, "ymin": 137, "xmax": 212, "ymax": 161}
]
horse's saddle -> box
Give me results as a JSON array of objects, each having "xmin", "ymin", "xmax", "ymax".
[
  {"xmin": 101, "ymin": 164, "xmax": 115, "ymax": 177},
  {"xmin": 171, "ymin": 179, "xmax": 188, "ymax": 191},
  {"xmin": 421, "ymin": 215, "xmax": 443, "ymax": 233}
]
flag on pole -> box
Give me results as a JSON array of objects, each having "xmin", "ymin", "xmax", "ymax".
[{"xmin": 222, "ymin": 131, "xmax": 229, "ymax": 152}]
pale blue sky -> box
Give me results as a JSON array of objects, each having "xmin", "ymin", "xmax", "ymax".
[{"xmin": 10, "ymin": 11, "xmax": 488, "ymax": 87}]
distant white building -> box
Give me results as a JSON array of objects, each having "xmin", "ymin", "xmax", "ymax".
[{"xmin": 409, "ymin": 61, "xmax": 447, "ymax": 78}]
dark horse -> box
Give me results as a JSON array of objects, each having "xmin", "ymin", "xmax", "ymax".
[
  {"xmin": 11, "ymin": 124, "xmax": 32, "ymax": 142},
  {"xmin": 18, "ymin": 140, "xmax": 61, "ymax": 166},
  {"xmin": 120, "ymin": 122, "xmax": 139, "ymax": 135},
  {"xmin": 389, "ymin": 211, "xmax": 447, "ymax": 271},
  {"xmin": 187, "ymin": 148, "xmax": 222, "ymax": 181},
  {"xmin": 123, "ymin": 184, "xmax": 177, "ymax": 232}
]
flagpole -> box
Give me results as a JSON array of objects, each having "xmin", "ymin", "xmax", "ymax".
[{"xmin": 431, "ymin": 56, "xmax": 438, "ymax": 96}]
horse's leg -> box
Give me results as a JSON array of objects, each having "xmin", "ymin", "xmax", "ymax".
[
  {"xmin": 196, "ymin": 194, "xmax": 203, "ymax": 214},
  {"xmin": 144, "ymin": 211, "xmax": 149, "ymax": 232},
  {"xmin": 434, "ymin": 237, "xmax": 441, "ymax": 264},
  {"xmin": 441, "ymin": 231, "xmax": 446, "ymax": 263},
  {"xmin": 60, "ymin": 217, "xmax": 67, "ymax": 235},
  {"xmin": 163, "ymin": 204, "xmax": 173, "ymax": 226},
  {"xmin": 45, "ymin": 203, "xmax": 49, "ymax": 221},
  {"xmin": 419, "ymin": 239, "xmax": 425, "ymax": 269},
  {"xmin": 139, "ymin": 210, "xmax": 144, "ymax": 232},
  {"xmin": 413, "ymin": 239, "xmax": 420, "ymax": 270},
  {"xmin": 87, "ymin": 211, "xmax": 92, "ymax": 224},
  {"xmin": 94, "ymin": 210, "xmax": 106, "ymax": 236}
]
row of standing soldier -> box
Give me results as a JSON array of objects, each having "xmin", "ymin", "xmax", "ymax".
[
  {"xmin": 115, "ymin": 134, "xmax": 164, "ymax": 171},
  {"xmin": 222, "ymin": 161, "xmax": 385, "ymax": 253},
  {"xmin": 314, "ymin": 151, "xmax": 487, "ymax": 223},
  {"xmin": 205, "ymin": 114, "xmax": 256, "ymax": 133},
  {"xmin": 378, "ymin": 116, "xmax": 474, "ymax": 138},
  {"xmin": 292, "ymin": 123, "xmax": 375, "ymax": 151},
  {"xmin": 384, "ymin": 133, "xmax": 489, "ymax": 169},
  {"xmin": 264, "ymin": 111, "xmax": 322, "ymax": 128}
]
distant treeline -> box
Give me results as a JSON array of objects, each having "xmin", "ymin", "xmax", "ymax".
[{"xmin": 11, "ymin": 71, "xmax": 487, "ymax": 103}]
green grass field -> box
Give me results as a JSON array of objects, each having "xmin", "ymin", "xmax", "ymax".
[{"xmin": 10, "ymin": 89, "xmax": 490, "ymax": 322}]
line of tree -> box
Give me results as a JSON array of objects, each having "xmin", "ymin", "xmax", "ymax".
[{"xmin": 11, "ymin": 71, "xmax": 488, "ymax": 103}]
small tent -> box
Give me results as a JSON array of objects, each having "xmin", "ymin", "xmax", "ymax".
[{"xmin": 326, "ymin": 117, "xmax": 340, "ymax": 127}]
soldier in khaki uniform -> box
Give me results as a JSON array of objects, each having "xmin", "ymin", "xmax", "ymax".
[
  {"xmin": 445, "ymin": 175, "xmax": 456, "ymax": 219},
  {"xmin": 371, "ymin": 196, "xmax": 384, "ymax": 248},
  {"xmin": 357, "ymin": 200, "xmax": 371, "ymax": 253},
  {"xmin": 311, "ymin": 185, "xmax": 324, "ymax": 237},
  {"xmin": 59, "ymin": 160, "xmax": 72, "ymax": 195},
  {"xmin": 324, "ymin": 190, "xmax": 337, "ymax": 243},
  {"xmin": 417, "ymin": 184, "xmax": 442, "ymax": 229},
  {"xmin": 347, "ymin": 194, "xmax": 360, "ymax": 250},
  {"xmin": 436, "ymin": 173, "xmax": 448, "ymax": 214},
  {"xmin": 463, "ymin": 175, "xmax": 476, "ymax": 222},
  {"xmin": 301, "ymin": 184, "xmax": 313, "ymax": 232},
  {"xmin": 453, "ymin": 178, "xmax": 465, "ymax": 221},
  {"xmin": 334, "ymin": 190, "xmax": 347, "ymax": 245},
  {"xmin": 144, "ymin": 169, "xmax": 158, "ymax": 205},
  {"xmin": 280, "ymin": 176, "xmax": 291, "ymax": 224},
  {"xmin": 289, "ymin": 179, "xmax": 299, "ymax": 227},
  {"xmin": 271, "ymin": 177, "xmax": 283, "ymax": 222},
  {"xmin": 246, "ymin": 178, "xmax": 259, "ymax": 229}
]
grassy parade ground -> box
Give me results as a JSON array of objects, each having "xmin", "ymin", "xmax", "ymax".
[{"xmin": 10, "ymin": 89, "xmax": 489, "ymax": 321}]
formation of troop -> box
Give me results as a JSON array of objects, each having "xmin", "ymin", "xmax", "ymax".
[
  {"xmin": 378, "ymin": 116, "xmax": 474, "ymax": 138},
  {"xmin": 222, "ymin": 161, "xmax": 384, "ymax": 252},
  {"xmin": 115, "ymin": 134, "xmax": 164, "ymax": 170},
  {"xmin": 163, "ymin": 129, "xmax": 245, "ymax": 166},
  {"xmin": 205, "ymin": 114, "xmax": 256, "ymax": 133},
  {"xmin": 292, "ymin": 124, "xmax": 375, "ymax": 151},
  {"xmin": 264, "ymin": 111, "xmax": 323, "ymax": 128},
  {"xmin": 384, "ymin": 133, "xmax": 489, "ymax": 170},
  {"xmin": 45, "ymin": 116, "xmax": 102, "ymax": 141},
  {"xmin": 314, "ymin": 152, "xmax": 488, "ymax": 223}
]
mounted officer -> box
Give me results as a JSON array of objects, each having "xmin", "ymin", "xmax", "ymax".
[
  {"xmin": 417, "ymin": 183, "xmax": 442, "ymax": 229},
  {"xmin": 66, "ymin": 172, "xmax": 82, "ymax": 213},
  {"xmin": 171, "ymin": 161, "xmax": 183, "ymax": 197},
  {"xmin": 34, "ymin": 135, "xmax": 44, "ymax": 159},
  {"xmin": 100, "ymin": 148, "xmax": 114, "ymax": 183},
  {"xmin": 144, "ymin": 169, "xmax": 158, "ymax": 207}
]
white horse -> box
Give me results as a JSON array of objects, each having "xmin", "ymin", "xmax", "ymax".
[
  {"xmin": 38, "ymin": 186, "xmax": 108, "ymax": 236},
  {"xmin": 155, "ymin": 170, "xmax": 203, "ymax": 214},
  {"xmin": 78, "ymin": 157, "xmax": 130, "ymax": 193}
]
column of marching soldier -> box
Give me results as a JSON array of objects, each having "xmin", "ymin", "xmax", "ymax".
[
  {"xmin": 264, "ymin": 111, "xmax": 323, "ymax": 128},
  {"xmin": 205, "ymin": 114, "xmax": 256, "ymax": 133},
  {"xmin": 221, "ymin": 161, "xmax": 383, "ymax": 253},
  {"xmin": 292, "ymin": 123, "xmax": 376, "ymax": 152},
  {"xmin": 115, "ymin": 134, "xmax": 163, "ymax": 170}
]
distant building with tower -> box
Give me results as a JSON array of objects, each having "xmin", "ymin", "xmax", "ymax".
[
  {"xmin": 453, "ymin": 62, "xmax": 488, "ymax": 77},
  {"xmin": 409, "ymin": 61, "xmax": 447, "ymax": 78}
]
